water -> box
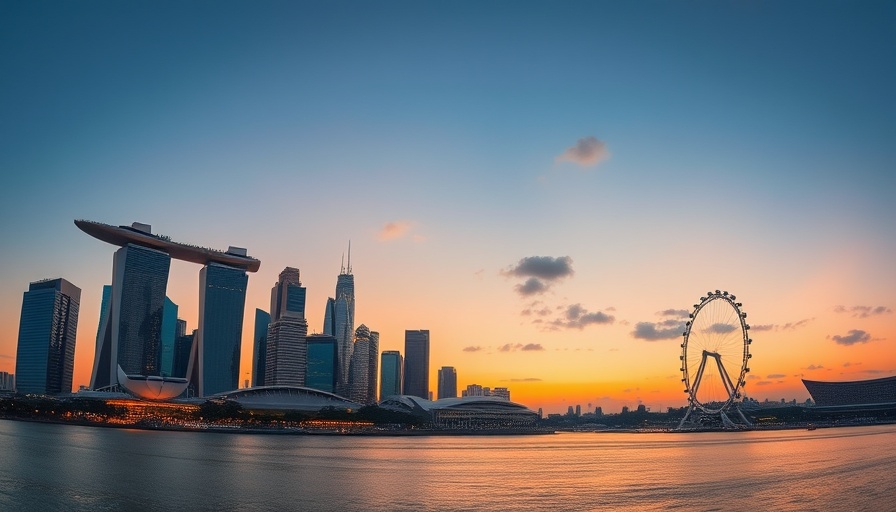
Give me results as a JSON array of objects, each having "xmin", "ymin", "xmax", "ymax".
[{"xmin": 1, "ymin": 421, "xmax": 894, "ymax": 511}]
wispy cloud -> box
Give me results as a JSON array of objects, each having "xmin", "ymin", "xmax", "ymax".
[
  {"xmin": 555, "ymin": 136, "xmax": 610, "ymax": 168},
  {"xmin": 377, "ymin": 220, "xmax": 420, "ymax": 241},
  {"xmin": 497, "ymin": 343, "xmax": 545, "ymax": 352},
  {"xmin": 548, "ymin": 304, "xmax": 615, "ymax": 330},
  {"xmin": 462, "ymin": 346, "xmax": 483, "ymax": 352},
  {"xmin": 767, "ymin": 373, "xmax": 787, "ymax": 379},
  {"xmin": 804, "ymin": 364, "xmax": 825, "ymax": 370},
  {"xmin": 834, "ymin": 305, "xmax": 892, "ymax": 318},
  {"xmin": 829, "ymin": 329, "xmax": 872, "ymax": 346},
  {"xmin": 750, "ymin": 319, "xmax": 814, "ymax": 332}
]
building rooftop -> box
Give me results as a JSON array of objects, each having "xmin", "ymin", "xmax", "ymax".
[{"xmin": 75, "ymin": 219, "xmax": 261, "ymax": 272}]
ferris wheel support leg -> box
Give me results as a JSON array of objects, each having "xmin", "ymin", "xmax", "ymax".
[
  {"xmin": 736, "ymin": 406, "xmax": 752, "ymax": 427},
  {"xmin": 677, "ymin": 403, "xmax": 696, "ymax": 430}
]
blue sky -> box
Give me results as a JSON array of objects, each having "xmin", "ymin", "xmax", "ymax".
[{"xmin": 1, "ymin": 1, "xmax": 894, "ymax": 412}]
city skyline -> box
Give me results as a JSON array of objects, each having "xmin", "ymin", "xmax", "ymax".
[{"xmin": 1, "ymin": 2, "xmax": 894, "ymax": 414}]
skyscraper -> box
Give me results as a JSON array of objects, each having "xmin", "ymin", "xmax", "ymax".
[
  {"xmin": 264, "ymin": 267, "xmax": 308, "ymax": 387},
  {"xmin": 160, "ymin": 296, "xmax": 178, "ymax": 377},
  {"xmin": 332, "ymin": 246, "xmax": 355, "ymax": 396},
  {"xmin": 367, "ymin": 330, "xmax": 379, "ymax": 403},
  {"xmin": 380, "ymin": 350, "xmax": 402, "ymax": 398},
  {"xmin": 322, "ymin": 297, "xmax": 336, "ymax": 336},
  {"xmin": 437, "ymin": 366, "xmax": 457, "ymax": 399},
  {"xmin": 91, "ymin": 243, "xmax": 171, "ymax": 390},
  {"xmin": 306, "ymin": 334, "xmax": 338, "ymax": 393},
  {"xmin": 15, "ymin": 278, "xmax": 81, "ymax": 395},
  {"xmin": 264, "ymin": 319, "xmax": 307, "ymax": 386},
  {"xmin": 198, "ymin": 262, "xmax": 248, "ymax": 396},
  {"xmin": 349, "ymin": 324, "xmax": 371, "ymax": 403},
  {"xmin": 252, "ymin": 309, "xmax": 271, "ymax": 387},
  {"xmin": 403, "ymin": 330, "xmax": 430, "ymax": 399}
]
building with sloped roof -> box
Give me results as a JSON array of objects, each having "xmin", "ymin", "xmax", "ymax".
[{"xmin": 802, "ymin": 376, "xmax": 896, "ymax": 407}]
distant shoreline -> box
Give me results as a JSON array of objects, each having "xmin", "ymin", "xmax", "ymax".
[{"xmin": 5, "ymin": 415, "xmax": 895, "ymax": 437}]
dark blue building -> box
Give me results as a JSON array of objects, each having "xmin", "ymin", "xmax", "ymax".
[
  {"xmin": 199, "ymin": 262, "xmax": 248, "ymax": 396},
  {"xmin": 253, "ymin": 308, "xmax": 271, "ymax": 387},
  {"xmin": 306, "ymin": 334, "xmax": 338, "ymax": 394},
  {"xmin": 15, "ymin": 278, "xmax": 81, "ymax": 394}
]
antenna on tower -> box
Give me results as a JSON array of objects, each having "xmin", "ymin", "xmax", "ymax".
[
  {"xmin": 340, "ymin": 252, "xmax": 345, "ymax": 274},
  {"xmin": 347, "ymin": 240, "xmax": 352, "ymax": 274}
]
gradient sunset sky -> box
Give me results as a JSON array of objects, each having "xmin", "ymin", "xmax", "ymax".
[{"xmin": 1, "ymin": 1, "xmax": 894, "ymax": 413}]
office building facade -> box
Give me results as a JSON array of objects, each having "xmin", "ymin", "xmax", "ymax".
[
  {"xmin": 253, "ymin": 309, "xmax": 271, "ymax": 387},
  {"xmin": 380, "ymin": 350, "xmax": 403, "ymax": 399},
  {"xmin": 15, "ymin": 278, "xmax": 81, "ymax": 395},
  {"xmin": 403, "ymin": 330, "xmax": 430, "ymax": 399},
  {"xmin": 264, "ymin": 268, "xmax": 309, "ymax": 387},
  {"xmin": 438, "ymin": 366, "xmax": 457, "ymax": 399},
  {"xmin": 198, "ymin": 262, "xmax": 249, "ymax": 396},
  {"xmin": 306, "ymin": 334, "xmax": 338, "ymax": 393}
]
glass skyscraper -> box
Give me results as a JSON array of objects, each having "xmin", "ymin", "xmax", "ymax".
[
  {"xmin": 380, "ymin": 350, "xmax": 403, "ymax": 399},
  {"xmin": 252, "ymin": 308, "xmax": 271, "ymax": 387},
  {"xmin": 198, "ymin": 262, "xmax": 248, "ymax": 396},
  {"xmin": 306, "ymin": 334, "xmax": 338, "ymax": 393},
  {"xmin": 90, "ymin": 243, "xmax": 171, "ymax": 391},
  {"xmin": 403, "ymin": 330, "xmax": 430, "ymax": 399},
  {"xmin": 160, "ymin": 296, "xmax": 178, "ymax": 377},
  {"xmin": 334, "ymin": 271, "xmax": 355, "ymax": 396},
  {"xmin": 15, "ymin": 278, "xmax": 81, "ymax": 395}
]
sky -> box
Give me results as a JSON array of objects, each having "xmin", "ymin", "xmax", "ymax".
[{"xmin": 1, "ymin": 1, "xmax": 894, "ymax": 414}]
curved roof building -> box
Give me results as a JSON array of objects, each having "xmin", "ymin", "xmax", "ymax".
[
  {"xmin": 75, "ymin": 220, "xmax": 261, "ymax": 272},
  {"xmin": 802, "ymin": 376, "xmax": 896, "ymax": 407},
  {"xmin": 210, "ymin": 386, "xmax": 362, "ymax": 412},
  {"xmin": 380, "ymin": 395, "xmax": 539, "ymax": 429}
]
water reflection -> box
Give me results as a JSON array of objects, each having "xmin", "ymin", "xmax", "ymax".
[{"xmin": 1, "ymin": 421, "xmax": 894, "ymax": 511}]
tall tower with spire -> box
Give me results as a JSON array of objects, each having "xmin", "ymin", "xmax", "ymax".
[{"xmin": 332, "ymin": 242, "xmax": 355, "ymax": 397}]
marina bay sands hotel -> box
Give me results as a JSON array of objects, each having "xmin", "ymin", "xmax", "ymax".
[{"xmin": 75, "ymin": 220, "xmax": 261, "ymax": 399}]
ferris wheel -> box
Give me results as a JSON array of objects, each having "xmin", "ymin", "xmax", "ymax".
[{"xmin": 678, "ymin": 290, "xmax": 752, "ymax": 428}]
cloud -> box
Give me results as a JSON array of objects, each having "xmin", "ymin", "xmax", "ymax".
[
  {"xmin": 834, "ymin": 305, "xmax": 892, "ymax": 318},
  {"xmin": 632, "ymin": 322, "xmax": 683, "ymax": 341},
  {"xmin": 659, "ymin": 309, "xmax": 690, "ymax": 318},
  {"xmin": 781, "ymin": 319, "xmax": 814, "ymax": 330},
  {"xmin": 805, "ymin": 364, "xmax": 825, "ymax": 370},
  {"xmin": 548, "ymin": 304, "xmax": 615, "ymax": 330},
  {"xmin": 462, "ymin": 346, "xmax": 483, "ymax": 352},
  {"xmin": 753, "ymin": 319, "xmax": 814, "ymax": 332},
  {"xmin": 0, "ymin": 354, "xmax": 12, "ymax": 359},
  {"xmin": 756, "ymin": 381, "xmax": 773, "ymax": 386},
  {"xmin": 504, "ymin": 256, "xmax": 574, "ymax": 297},
  {"xmin": 555, "ymin": 136, "xmax": 610, "ymax": 167},
  {"xmin": 830, "ymin": 329, "xmax": 872, "ymax": 346},
  {"xmin": 504, "ymin": 256, "xmax": 574, "ymax": 281},
  {"xmin": 515, "ymin": 277, "xmax": 548, "ymax": 296},
  {"xmin": 767, "ymin": 374, "xmax": 787, "ymax": 379},
  {"xmin": 497, "ymin": 343, "xmax": 545, "ymax": 352},
  {"xmin": 377, "ymin": 220, "xmax": 417, "ymax": 241}
]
